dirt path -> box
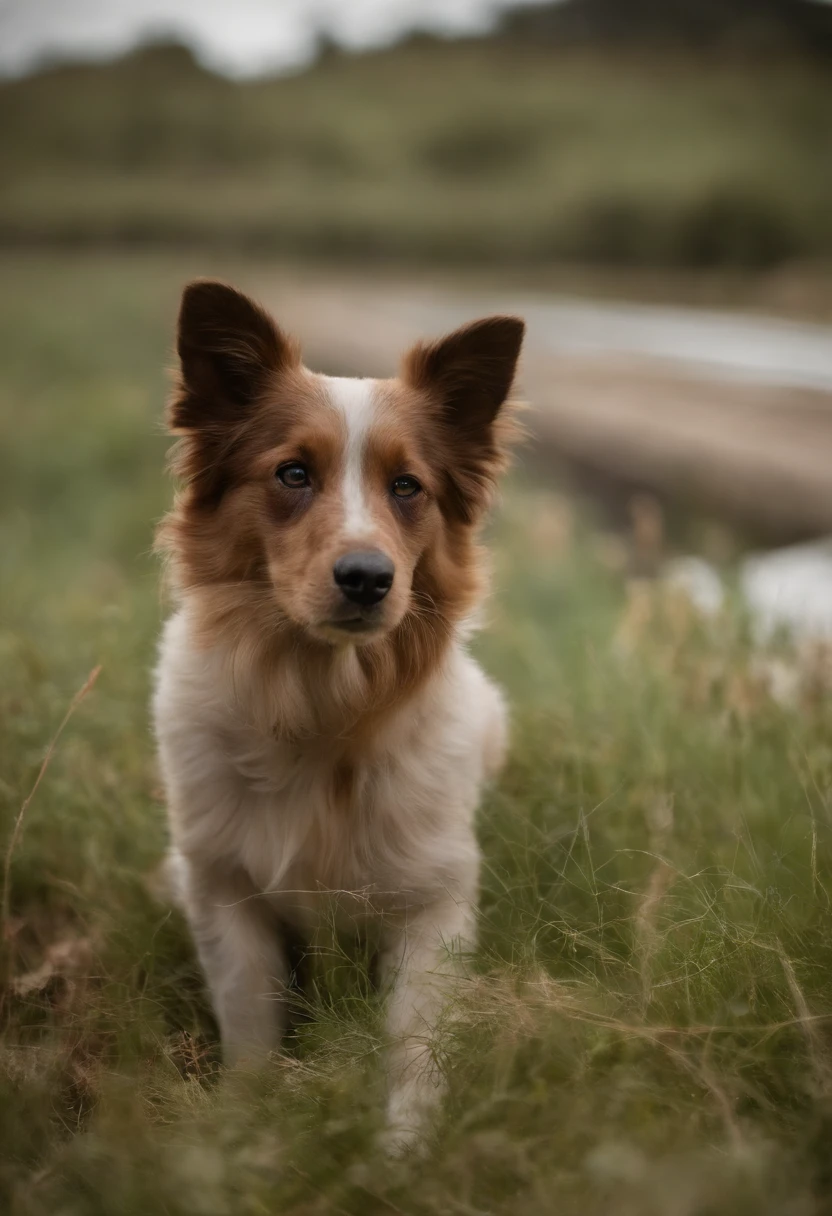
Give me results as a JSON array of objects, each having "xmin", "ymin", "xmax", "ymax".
[{"xmin": 258, "ymin": 271, "xmax": 832, "ymax": 539}]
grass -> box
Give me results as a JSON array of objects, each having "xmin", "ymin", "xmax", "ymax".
[
  {"xmin": 2, "ymin": 38, "xmax": 832, "ymax": 268},
  {"xmin": 2, "ymin": 252, "xmax": 832, "ymax": 1213}
]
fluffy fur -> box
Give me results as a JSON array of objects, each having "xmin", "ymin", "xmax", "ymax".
[{"xmin": 152, "ymin": 280, "xmax": 525, "ymax": 1151}]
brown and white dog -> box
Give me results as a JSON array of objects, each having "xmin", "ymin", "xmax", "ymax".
[{"xmin": 152, "ymin": 280, "xmax": 524, "ymax": 1150}]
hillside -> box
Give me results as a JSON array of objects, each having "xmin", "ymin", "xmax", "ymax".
[{"xmin": 1, "ymin": 27, "xmax": 831, "ymax": 267}]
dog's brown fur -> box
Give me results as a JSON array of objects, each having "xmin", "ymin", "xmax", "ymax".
[{"xmin": 157, "ymin": 282, "xmax": 523, "ymax": 745}]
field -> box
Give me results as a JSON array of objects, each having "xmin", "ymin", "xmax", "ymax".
[
  {"xmin": 3, "ymin": 254, "xmax": 832, "ymax": 1214},
  {"xmin": 2, "ymin": 39, "xmax": 832, "ymax": 269}
]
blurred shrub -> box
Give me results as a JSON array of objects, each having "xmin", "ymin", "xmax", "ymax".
[
  {"xmin": 675, "ymin": 188, "xmax": 802, "ymax": 267},
  {"xmin": 565, "ymin": 197, "xmax": 655, "ymax": 265},
  {"xmin": 559, "ymin": 189, "xmax": 804, "ymax": 267},
  {"xmin": 420, "ymin": 117, "xmax": 543, "ymax": 179}
]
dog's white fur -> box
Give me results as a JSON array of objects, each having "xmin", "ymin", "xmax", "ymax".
[
  {"xmin": 153, "ymin": 372, "xmax": 508, "ymax": 1151},
  {"xmin": 329, "ymin": 374, "xmax": 378, "ymax": 538}
]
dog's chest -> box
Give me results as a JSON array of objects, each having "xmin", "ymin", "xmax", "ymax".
[{"xmin": 224, "ymin": 725, "xmax": 417, "ymax": 917}]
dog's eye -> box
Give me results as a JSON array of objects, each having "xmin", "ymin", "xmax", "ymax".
[
  {"xmin": 276, "ymin": 462, "xmax": 309, "ymax": 489},
  {"xmin": 391, "ymin": 475, "xmax": 422, "ymax": 499}
]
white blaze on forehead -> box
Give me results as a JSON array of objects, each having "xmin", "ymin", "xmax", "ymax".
[{"xmin": 321, "ymin": 375, "xmax": 379, "ymax": 539}]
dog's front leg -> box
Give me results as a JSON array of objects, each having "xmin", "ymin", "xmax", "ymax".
[
  {"xmin": 379, "ymin": 894, "xmax": 476, "ymax": 1153},
  {"xmin": 181, "ymin": 857, "xmax": 288, "ymax": 1067}
]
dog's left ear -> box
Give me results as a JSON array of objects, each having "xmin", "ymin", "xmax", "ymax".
[
  {"xmin": 403, "ymin": 316, "xmax": 525, "ymax": 521},
  {"xmin": 170, "ymin": 280, "xmax": 298, "ymax": 431}
]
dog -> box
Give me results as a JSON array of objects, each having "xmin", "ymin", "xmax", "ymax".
[{"xmin": 152, "ymin": 280, "xmax": 524, "ymax": 1150}]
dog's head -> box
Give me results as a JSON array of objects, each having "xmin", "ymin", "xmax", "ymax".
[{"xmin": 162, "ymin": 280, "xmax": 524, "ymax": 649}]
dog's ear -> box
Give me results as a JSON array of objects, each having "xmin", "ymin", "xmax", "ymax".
[
  {"xmin": 403, "ymin": 316, "xmax": 525, "ymax": 521},
  {"xmin": 169, "ymin": 280, "xmax": 298, "ymax": 431}
]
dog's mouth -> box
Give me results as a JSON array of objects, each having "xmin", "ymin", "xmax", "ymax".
[
  {"xmin": 307, "ymin": 593, "xmax": 407, "ymax": 644},
  {"xmin": 312, "ymin": 610, "xmax": 388, "ymax": 643},
  {"xmin": 328, "ymin": 617, "xmax": 376, "ymax": 634}
]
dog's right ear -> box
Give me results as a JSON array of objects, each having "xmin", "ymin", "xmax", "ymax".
[{"xmin": 169, "ymin": 280, "xmax": 298, "ymax": 431}]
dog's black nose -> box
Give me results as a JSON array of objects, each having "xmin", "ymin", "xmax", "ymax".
[{"xmin": 333, "ymin": 550, "xmax": 394, "ymax": 607}]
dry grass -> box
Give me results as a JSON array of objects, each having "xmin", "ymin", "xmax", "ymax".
[{"xmin": 2, "ymin": 254, "xmax": 832, "ymax": 1213}]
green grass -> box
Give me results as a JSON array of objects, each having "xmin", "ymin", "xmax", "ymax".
[
  {"xmin": 2, "ymin": 38, "xmax": 832, "ymax": 268},
  {"xmin": 3, "ymin": 253, "xmax": 832, "ymax": 1213}
]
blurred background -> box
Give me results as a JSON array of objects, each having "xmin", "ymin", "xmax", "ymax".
[{"xmin": 4, "ymin": 6, "xmax": 832, "ymax": 1210}]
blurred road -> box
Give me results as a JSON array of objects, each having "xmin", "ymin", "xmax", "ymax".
[{"xmin": 261, "ymin": 273, "xmax": 832, "ymax": 539}]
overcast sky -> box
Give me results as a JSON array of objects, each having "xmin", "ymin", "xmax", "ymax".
[{"xmin": 0, "ymin": 0, "xmax": 555, "ymax": 79}]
